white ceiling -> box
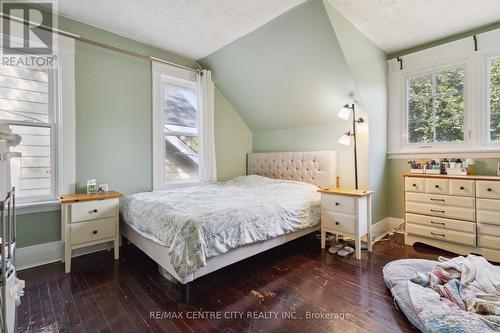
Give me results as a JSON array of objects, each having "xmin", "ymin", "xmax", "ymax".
[
  {"xmin": 328, "ymin": 0, "xmax": 500, "ymax": 54},
  {"xmin": 56, "ymin": 0, "xmax": 306, "ymax": 60}
]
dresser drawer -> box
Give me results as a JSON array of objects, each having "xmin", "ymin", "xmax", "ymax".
[
  {"xmin": 449, "ymin": 179, "xmax": 475, "ymax": 197},
  {"xmin": 406, "ymin": 192, "xmax": 474, "ymax": 209},
  {"xmin": 70, "ymin": 217, "xmax": 116, "ymax": 245},
  {"xmin": 321, "ymin": 211, "xmax": 355, "ymax": 235},
  {"xmin": 478, "ymin": 235, "xmax": 500, "ymax": 250},
  {"xmin": 71, "ymin": 198, "xmax": 118, "ymax": 223},
  {"xmin": 477, "ymin": 223, "xmax": 500, "ymax": 237},
  {"xmin": 406, "ymin": 224, "xmax": 475, "ymax": 246},
  {"xmin": 405, "ymin": 213, "xmax": 475, "ymax": 234},
  {"xmin": 425, "ymin": 178, "xmax": 448, "ymax": 195},
  {"xmin": 406, "ymin": 202, "xmax": 475, "ymax": 221},
  {"xmin": 476, "ymin": 198, "xmax": 500, "ymax": 212},
  {"xmin": 405, "ymin": 177, "xmax": 425, "ymax": 193},
  {"xmin": 321, "ymin": 194, "xmax": 355, "ymax": 215},
  {"xmin": 477, "ymin": 210, "xmax": 500, "ymax": 226},
  {"xmin": 476, "ymin": 181, "xmax": 500, "ymax": 199}
]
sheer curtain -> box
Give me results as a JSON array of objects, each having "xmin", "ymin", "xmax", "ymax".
[{"xmin": 197, "ymin": 70, "xmax": 217, "ymax": 183}]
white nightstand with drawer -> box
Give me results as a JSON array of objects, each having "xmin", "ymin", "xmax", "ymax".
[
  {"xmin": 318, "ymin": 188, "xmax": 374, "ymax": 260},
  {"xmin": 59, "ymin": 191, "xmax": 123, "ymax": 273}
]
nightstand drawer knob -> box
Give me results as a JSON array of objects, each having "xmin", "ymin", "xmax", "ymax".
[
  {"xmin": 335, "ymin": 202, "xmax": 340, "ymax": 206},
  {"xmin": 89, "ymin": 208, "xmax": 98, "ymax": 214},
  {"xmin": 488, "ymin": 188, "xmax": 493, "ymax": 192},
  {"xmin": 335, "ymin": 221, "xmax": 340, "ymax": 225},
  {"xmin": 92, "ymin": 230, "xmax": 98, "ymax": 235},
  {"xmin": 434, "ymin": 185, "xmax": 439, "ymax": 188},
  {"xmin": 460, "ymin": 186, "xmax": 464, "ymax": 190}
]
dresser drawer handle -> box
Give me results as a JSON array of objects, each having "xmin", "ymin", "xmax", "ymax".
[
  {"xmin": 430, "ymin": 232, "xmax": 445, "ymax": 237},
  {"xmin": 430, "ymin": 209, "xmax": 445, "ymax": 213},
  {"xmin": 487, "ymin": 188, "xmax": 493, "ymax": 192},
  {"xmin": 92, "ymin": 230, "xmax": 98, "ymax": 235},
  {"xmin": 459, "ymin": 186, "xmax": 465, "ymax": 190},
  {"xmin": 335, "ymin": 221, "xmax": 340, "ymax": 225},
  {"xmin": 89, "ymin": 209, "xmax": 98, "ymax": 214},
  {"xmin": 412, "ymin": 184, "xmax": 417, "ymax": 187},
  {"xmin": 434, "ymin": 185, "xmax": 439, "ymax": 188},
  {"xmin": 430, "ymin": 198, "xmax": 445, "ymax": 202},
  {"xmin": 430, "ymin": 221, "xmax": 445, "ymax": 226},
  {"xmin": 335, "ymin": 202, "xmax": 340, "ymax": 206}
]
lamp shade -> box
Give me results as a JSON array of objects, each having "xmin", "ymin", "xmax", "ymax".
[
  {"xmin": 337, "ymin": 104, "xmax": 351, "ymax": 120},
  {"xmin": 357, "ymin": 121, "xmax": 369, "ymax": 133},
  {"xmin": 338, "ymin": 133, "xmax": 351, "ymax": 146}
]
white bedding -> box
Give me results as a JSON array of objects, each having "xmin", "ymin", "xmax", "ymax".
[{"xmin": 120, "ymin": 175, "xmax": 321, "ymax": 278}]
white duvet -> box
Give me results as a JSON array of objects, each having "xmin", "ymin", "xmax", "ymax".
[{"xmin": 120, "ymin": 175, "xmax": 321, "ymax": 278}]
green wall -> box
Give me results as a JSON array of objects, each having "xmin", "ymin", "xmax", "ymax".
[
  {"xmin": 388, "ymin": 21, "xmax": 500, "ymax": 59},
  {"xmin": 387, "ymin": 158, "xmax": 500, "ymax": 218},
  {"xmin": 17, "ymin": 15, "xmax": 251, "ymax": 248},
  {"xmin": 324, "ymin": 0, "xmax": 388, "ymax": 223},
  {"xmin": 214, "ymin": 88, "xmax": 252, "ymax": 181},
  {"xmin": 203, "ymin": 0, "xmax": 388, "ymax": 222}
]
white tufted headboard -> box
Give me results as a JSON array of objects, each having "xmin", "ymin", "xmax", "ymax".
[{"xmin": 247, "ymin": 151, "xmax": 337, "ymax": 189}]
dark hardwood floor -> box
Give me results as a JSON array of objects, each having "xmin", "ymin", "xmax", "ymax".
[{"xmin": 17, "ymin": 233, "xmax": 453, "ymax": 333}]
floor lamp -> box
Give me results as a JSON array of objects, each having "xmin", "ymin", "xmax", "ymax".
[{"xmin": 337, "ymin": 103, "xmax": 367, "ymax": 190}]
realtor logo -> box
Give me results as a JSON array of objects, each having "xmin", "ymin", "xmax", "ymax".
[{"xmin": 2, "ymin": 2, "xmax": 53, "ymax": 54}]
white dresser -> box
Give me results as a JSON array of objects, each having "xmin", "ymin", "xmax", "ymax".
[
  {"xmin": 318, "ymin": 188, "xmax": 374, "ymax": 260},
  {"xmin": 404, "ymin": 174, "xmax": 500, "ymax": 262},
  {"xmin": 60, "ymin": 192, "xmax": 123, "ymax": 273}
]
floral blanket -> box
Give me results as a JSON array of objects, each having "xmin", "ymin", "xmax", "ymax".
[
  {"xmin": 120, "ymin": 175, "xmax": 320, "ymax": 278},
  {"xmin": 408, "ymin": 255, "xmax": 500, "ymax": 332}
]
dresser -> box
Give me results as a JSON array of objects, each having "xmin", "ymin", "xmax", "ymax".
[
  {"xmin": 59, "ymin": 192, "xmax": 123, "ymax": 273},
  {"xmin": 318, "ymin": 188, "xmax": 374, "ymax": 260},
  {"xmin": 404, "ymin": 174, "xmax": 500, "ymax": 262}
]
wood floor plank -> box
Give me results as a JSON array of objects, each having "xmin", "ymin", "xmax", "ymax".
[{"xmin": 17, "ymin": 233, "xmax": 453, "ymax": 333}]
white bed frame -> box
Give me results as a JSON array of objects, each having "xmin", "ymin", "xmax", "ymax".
[{"xmin": 121, "ymin": 151, "xmax": 336, "ymax": 302}]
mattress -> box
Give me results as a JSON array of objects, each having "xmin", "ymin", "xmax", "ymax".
[{"xmin": 120, "ymin": 175, "xmax": 321, "ymax": 278}]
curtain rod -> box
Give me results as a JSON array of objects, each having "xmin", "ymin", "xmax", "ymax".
[{"xmin": 0, "ymin": 13, "xmax": 202, "ymax": 73}]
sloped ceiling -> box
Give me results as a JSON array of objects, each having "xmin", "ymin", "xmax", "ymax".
[
  {"xmin": 56, "ymin": 0, "xmax": 306, "ymax": 59},
  {"xmin": 200, "ymin": 0, "xmax": 357, "ymax": 131}
]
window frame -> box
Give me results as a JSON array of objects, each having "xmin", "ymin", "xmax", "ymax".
[
  {"xmin": 2, "ymin": 68, "xmax": 58, "ymax": 205},
  {"xmin": 388, "ymin": 28, "xmax": 500, "ymax": 158},
  {"xmin": 402, "ymin": 62, "xmax": 470, "ymax": 151},
  {"xmin": 152, "ymin": 62, "xmax": 200, "ymax": 190},
  {"xmin": 484, "ymin": 51, "xmax": 500, "ymax": 146},
  {"xmin": 0, "ymin": 35, "xmax": 75, "ymax": 214}
]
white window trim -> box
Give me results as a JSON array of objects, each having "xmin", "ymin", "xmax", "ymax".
[
  {"xmin": 152, "ymin": 62, "xmax": 199, "ymax": 190},
  {"xmin": 483, "ymin": 50, "xmax": 500, "ymax": 147},
  {"xmin": 388, "ymin": 28, "xmax": 500, "ymax": 158},
  {"xmin": 14, "ymin": 36, "xmax": 76, "ymax": 214}
]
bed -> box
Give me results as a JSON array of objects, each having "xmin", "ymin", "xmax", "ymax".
[{"xmin": 120, "ymin": 151, "xmax": 336, "ymax": 302}]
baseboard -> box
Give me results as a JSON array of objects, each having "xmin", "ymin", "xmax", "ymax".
[
  {"xmin": 367, "ymin": 217, "xmax": 405, "ymax": 244},
  {"xmin": 16, "ymin": 240, "xmax": 115, "ymax": 271}
]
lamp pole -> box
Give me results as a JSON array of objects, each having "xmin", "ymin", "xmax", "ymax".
[{"xmin": 351, "ymin": 103, "xmax": 358, "ymax": 190}]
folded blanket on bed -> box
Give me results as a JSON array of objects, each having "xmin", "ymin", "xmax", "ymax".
[
  {"xmin": 120, "ymin": 175, "xmax": 320, "ymax": 278},
  {"xmin": 408, "ymin": 255, "xmax": 500, "ymax": 332}
]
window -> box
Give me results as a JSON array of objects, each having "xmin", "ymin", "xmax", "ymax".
[
  {"xmin": 163, "ymin": 82, "xmax": 199, "ymax": 184},
  {"xmin": 152, "ymin": 62, "xmax": 216, "ymax": 190},
  {"xmin": 407, "ymin": 67, "xmax": 465, "ymax": 145},
  {"xmin": 0, "ymin": 36, "xmax": 75, "ymax": 212},
  {"xmin": 488, "ymin": 57, "xmax": 500, "ymax": 141},
  {"xmin": 0, "ymin": 66, "xmax": 56, "ymax": 202}
]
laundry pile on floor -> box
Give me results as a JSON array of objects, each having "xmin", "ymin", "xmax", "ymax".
[{"xmin": 408, "ymin": 255, "xmax": 500, "ymax": 332}]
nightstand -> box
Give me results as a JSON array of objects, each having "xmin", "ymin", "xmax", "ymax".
[
  {"xmin": 59, "ymin": 191, "xmax": 123, "ymax": 273},
  {"xmin": 318, "ymin": 188, "xmax": 374, "ymax": 260}
]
